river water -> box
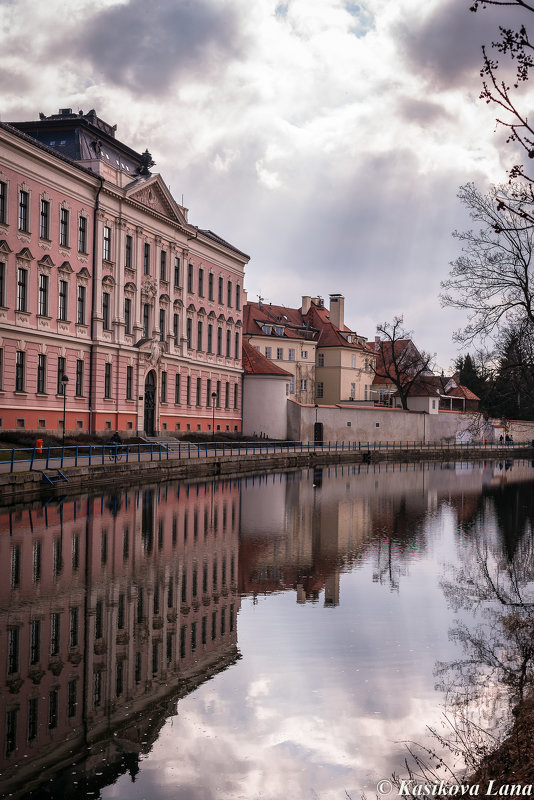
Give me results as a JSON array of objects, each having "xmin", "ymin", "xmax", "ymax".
[{"xmin": 1, "ymin": 460, "xmax": 534, "ymax": 800}]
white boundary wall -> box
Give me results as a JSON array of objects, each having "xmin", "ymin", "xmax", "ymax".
[{"xmin": 287, "ymin": 401, "xmax": 534, "ymax": 443}]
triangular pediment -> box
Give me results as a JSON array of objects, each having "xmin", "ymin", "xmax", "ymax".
[
  {"xmin": 77, "ymin": 266, "xmax": 91, "ymax": 279},
  {"xmin": 17, "ymin": 247, "xmax": 34, "ymax": 261},
  {"xmin": 38, "ymin": 254, "xmax": 55, "ymax": 268},
  {"xmin": 0, "ymin": 240, "xmax": 12, "ymax": 255},
  {"xmin": 126, "ymin": 175, "xmax": 186, "ymax": 225}
]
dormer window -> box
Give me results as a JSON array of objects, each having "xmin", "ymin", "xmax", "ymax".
[
  {"xmin": 275, "ymin": 326, "xmax": 283, "ymax": 336},
  {"xmin": 262, "ymin": 324, "xmax": 271, "ymax": 335}
]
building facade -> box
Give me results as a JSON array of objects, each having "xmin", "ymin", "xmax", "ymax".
[{"xmin": 0, "ymin": 109, "xmax": 249, "ymax": 436}]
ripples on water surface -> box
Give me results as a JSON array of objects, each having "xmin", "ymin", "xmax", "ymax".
[{"xmin": 1, "ymin": 460, "xmax": 534, "ymax": 800}]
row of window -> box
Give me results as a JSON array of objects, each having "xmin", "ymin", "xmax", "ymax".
[
  {"xmin": 7, "ymin": 608, "xmax": 80, "ymax": 675},
  {"xmin": 5, "ymin": 683, "xmax": 78, "ymax": 755},
  {"xmin": 9, "ymin": 350, "xmax": 240, "ymax": 407},
  {"xmin": 0, "ymin": 182, "xmax": 89, "ymax": 252},
  {"xmin": 103, "ymin": 227, "xmax": 242, "ymax": 308},
  {"xmin": 2, "ymin": 262, "xmax": 86, "ymax": 322}
]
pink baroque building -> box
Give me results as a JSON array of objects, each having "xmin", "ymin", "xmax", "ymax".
[{"xmin": 0, "ymin": 109, "xmax": 249, "ymax": 437}]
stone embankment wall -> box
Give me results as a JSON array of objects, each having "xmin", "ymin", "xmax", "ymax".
[{"xmin": 1, "ymin": 445, "xmax": 532, "ymax": 505}]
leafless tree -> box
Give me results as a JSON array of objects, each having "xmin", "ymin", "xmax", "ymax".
[
  {"xmin": 372, "ymin": 316, "xmax": 435, "ymax": 410},
  {"xmin": 441, "ymin": 183, "xmax": 534, "ymax": 342}
]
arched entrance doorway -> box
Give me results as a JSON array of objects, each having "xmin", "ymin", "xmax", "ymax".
[{"xmin": 144, "ymin": 371, "xmax": 156, "ymax": 436}]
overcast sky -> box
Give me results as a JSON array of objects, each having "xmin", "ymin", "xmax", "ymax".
[{"xmin": 1, "ymin": 0, "xmax": 530, "ymax": 369}]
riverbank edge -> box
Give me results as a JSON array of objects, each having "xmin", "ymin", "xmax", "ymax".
[{"xmin": 1, "ymin": 445, "xmax": 531, "ymax": 506}]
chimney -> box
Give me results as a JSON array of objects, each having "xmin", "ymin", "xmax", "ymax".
[
  {"xmin": 374, "ymin": 335, "xmax": 380, "ymax": 352},
  {"xmin": 242, "ymin": 289, "xmax": 248, "ymax": 306},
  {"xmin": 329, "ymin": 294, "xmax": 344, "ymax": 330},
  {"xmin": 301, "ymin": 296, "xmax": 311, "ymax": 315}
]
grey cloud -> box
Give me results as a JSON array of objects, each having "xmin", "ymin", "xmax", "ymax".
[
  {"xmin": 61, "ymin": 0, "xmax": 247, "ymax": 96},
  {"xmin": 396, "ymin": 96, "xmax": 451, "ymax": 127},
  {"xmin": 394, "ymin": 0, "xmax": 525, "ymax": 91}
]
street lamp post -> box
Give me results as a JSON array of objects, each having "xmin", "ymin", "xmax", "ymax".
[
  {"xmin": 211, "ymin": 391, "xmax": 217, "ymax": 444},
  {"xmin": 61, "ymin": 374, "xmax": 69, "ymax": 449}
]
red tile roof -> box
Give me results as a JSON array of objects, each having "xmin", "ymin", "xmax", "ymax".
[
  {"xmin": 243, "ymin": 302, "xmax": 316, "ymax": 341},
  {"xmin": 448, "ymin": 385, "xmax": 480, "ymax": 401},
  {"xmin": 242, "ymin": 340, "xmax": 292, "ymax": 376}
]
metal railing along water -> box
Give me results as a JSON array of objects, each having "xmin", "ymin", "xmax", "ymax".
[{"xmin": 0, "ymin": 438, "xmax": 530, "ymax": 474}]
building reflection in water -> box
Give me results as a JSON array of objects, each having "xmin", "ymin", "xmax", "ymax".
[
  {"xmin": 0, "ymin": 478, "xmax": 241, "ymax": 798},
  {"xmin": 2, "ymin": 461, "xmax": 534, "ymax": 798}
]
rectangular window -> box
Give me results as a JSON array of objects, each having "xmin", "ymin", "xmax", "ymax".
[
  {"xmin": 236, "ymin": 283, "xmax": 241, "ymax": 310},
  {"xmin": 175, "ymin": 373, "xmax": 181, "ymax": 404},
  {"xmin": 316, "ymin": 382, "xmax": 324, "ymax": 398},
  {"xmin": 8, "ymin": 627, "xmax": 19, "ymax": 673},
  {"xmin": 197, "ymin": 320, "xmax": 203, "ymax": 351},
  {"xmin": 78, "ymin": 216, "xmax": 87, "ymax": 253},
  {"xmin": 161, "ymin": 370, "xmax": 167, "ymax": 402},
  {"xmin": 57, "ymin": 357, "xmax": 66, "ymax": 395},
  {"xmin": 226, "ymin": 329, "xmax": 231, "ymax": 357},
  {"xmin": 159, "ymin": 308, "xmax": 165, "ymax": 341},
  {"xmin": 206, "ymin": 378, "xmax": 212, "ymax": 407},
  {"xmin": 126, "ymin": 365, "xmax": 133, "ymax": 400},
  {"xmin": 58, "ymin": 279, "xmax": 68, "ymax": 321},
  {"xmin": 265, "ymin": 346, "xmax": 272, "ymax": 360},
  {"xmin": 17, "ymin": 268, "xmax": 27, "ymax": 311},
  {"xmin": 124, "ymin": 297, "xmax": 131, "ymax": 334},
  {"xmin": 207, "ymin": 324, "xmax": 213, "ymax": 354},
  {"xmin": 69, "ymin": 607, "xmax": 79, "ymax": 648},
  {"xmin": 75, "ymin": 359, "xmax": 83, "ymax": 396},
  {"xmin": 300, "ymin": 379, "xmax": 307, "ymax": 391},
  {"xmin": 186, "ymin": 318, "xmax": 192, "ymax": 349},
  {"xmin": 37, "ymin": 354, "xmax": 47, "ymax": 394},
  {"xmin": 234, "ymin": 383, "xmax": 238, "ymax": 410},
  {"xmin": 160, "ymin": 250, "xmax": 167, "ymax": 281},
  {"xmin": 276, "ymin": 347, "xmax": 283, "ymax": 360},
  {"xmin": 125, "ymin": 234, "xmax": 132, "ymax": 267},
  {"xmin": 93, "ymin": 672, "xmax": 101, "ymax": 708},
  {"xmin": 95, "ymin": 599, "xmax": 103, "ymax": 639},
  {"xmin": 6, "ymin": 709, "xmax": 17, "ymax": 754},
  {"xmin": 225, "ymin": 382, "xmax": 230, "ymax": 409},
  {"xmin": 67, "ymin": 680, "xmax": 77, "ymax": 718},
  {"xmin": 173, "ymin": 313, "xmax": 179, "ymax": 345},
  {"xmin": 196, "ymin": 376, "xmax": 201, "ymax": 406},
  {"xmin": 227, "ymin": 280, "xmax": 232, "ymax": 307},
  {"xmin": 208, "ymin": 272, "xmax": 214, "ymax": 301},
  {"xmin": 59, "ymin": 207, "xmax": 69, "ymax": 246},
  {"xmin": 143, "ymin": 303, "xmax": 150, "ymax": 338},
  {"xmin": 102, "ymin": 292, "xmax": 110, "ymax": 330},
  {"xmin": 216, "ymin": 380, "xmax": 221, "ymax": 408},
  {"xmin": 15, "ymin": 350, "xmax": 25, "ymax": 392},
  {"xmin": 30, "ymin": 620, "xmax": 41, "ymax": 665},
  {"xmin": 48, "ymin": 689, "xmax": 58, "ymax": 729},
  {"xmin": 77, "ymin": 285, "xmax": 86, "ymax": 324},
  {"xmin": 198, "ymin": 268, "xmax": 204, "ymax": 296},
  {"xmin": 103, "ymin": 225, "xmax": 111, "ymax": 261},
  {"xmin": 187, "ymin": 263, "xmax": 194, "ymax": 293},
  {"xmin": 289, "ymin": 377, "xmax": 295, "ymax": 394},
  {"xmin": 350, "ymin": 382, "xmax": 356, "ymax": 400},
  {"xmin": 72, "ymin": 535, "xmax": 79, "ymax": 571},
  {"xmin": 0, "ymin": 262, "xmax": 5, "ymax": 306},
  {"xmin": 174, "ymin": 257, "xmax": 180, "ymax": 287},
  {"xmin": 104, "ymin": 363, "xmax": 111, "ymax": 398},
  {"xmin": 0, "ymin": 181, "xmax": 6, "ymax": 224},
  {"xmin": 317, "ymin": 353, "xmax": 324, "ymax": 367},
  {"xmin": 235, "ymin": 332, "xmax": 240, "ymax": 359},
  {"xmin": 186, "ymin": 375, "xmax": 191, "ymax": 405},
  {"xmin": 38, "ymin": 274, "xmax": 49, "ymax": 316},
  {"xmin": 40, "ymin": 199, "xmax": 50, "ymax": 239},
  {"xmin": 302, "ymin": 350, "xmax": 308, "ymax": 359},
  {"xmin": 28, "ymin": 697, "xmax": 38, "ymax": 740},
  {"xmin": 288, "ymin": 348, "xmax": 295, "ymax": 361},
  {"xmin": 144, "ymin": 242, "xmax": 150, "ymax": 275},
  {"xmin": 19, "ymin": 190, "xmax": 29, "ymax": 232},
  {"xmin": 218, "ymin": 276, "xmax": 224, "ymax": 304},
  {"xmin": 33, "ymin": 541, "xmax": 41, "ymax": 583},
  {"xmin": 50, "ymin": 612, "xmax": 60, "ymax": 656},
  {"xmin": 217, "ymin": 327, "xmax": 222, "ymax": 356}
]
